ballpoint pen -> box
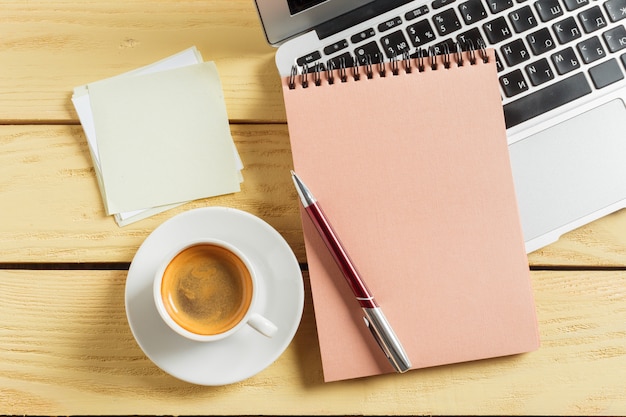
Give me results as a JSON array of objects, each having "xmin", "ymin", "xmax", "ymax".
[{"xmin": 291, "ymin": 170, "xmax": 412, "ymax": 373}]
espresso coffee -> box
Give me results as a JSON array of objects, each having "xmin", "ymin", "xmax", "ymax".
[{"xmin": 160, "ymin": 244, "xmax": 253, "ymax": 336}]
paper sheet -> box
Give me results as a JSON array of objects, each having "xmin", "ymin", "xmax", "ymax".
[
  {"xmin": 72, "ymin": 47, "xmax": 243, "ymax": 225},
  {"xmin": 88, "ymin": 61, "xmax": 240, "ymax": 214}
]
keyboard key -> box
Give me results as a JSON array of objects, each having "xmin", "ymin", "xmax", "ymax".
[
  {"xmin": 351, "ymin": 28, "xmax": 376, "ymax": 44},
  {"xmin": 407, "ymin": 19, "xmax": 437, "ymax": 47},
  {"xmin": 381, "ymin": 30, "xmax": 411, "ymax": 58},
  {"xmin": 406, "ymin": 5, "xmax": 430, "ymax": 20},
  {"xmin": 327, "ymin": 53, "xmax": 354, "ymax": 69},
  {"xmin": 459, "ymin": 0, "xmax": 488, "ymax": 24},
  {"xmin": 603, "ymin": 25, "xmax": 626, "ymax": 52},
  {"xmin": 535, "ymin": 0, "xmax": 564, "ymax": 22},
  {"xmin": 411, "ymin": 40, "xmax": 456, "ymax": 58},
  {"xmin": 525, "ymin": 57, "xmax": 555, "ymax": 85},
  {"xmin": 378, "ymin": 16, "xmax": 403, "ymax": 32},
  {"xmin": 309, "ymin": 62, "xmax": 327, "ymax": 73},
  {"xmin": 503, "ymin": 72, "xmax": 592, "ymax": 128},
  {"xmin": 508, "ymin": 5, "xmax": 538, "ymax": 32},
  {"xmin": 432, "ymin": 8, "xmax": 463, "ymax": 35},
  {"xmin": 604, "ymin": 0, "xmax": 626, "ymax": 21},
  {"xmin": 527, "ymin": 27, "xmax": 557, "ymax": 54},
  {"xmin": 430, "ymin": 38, "xmax": 458, "ymax": 55},
  {"xmin": 495, "ymin": 50, "xmax": 505, "ymax": 71},
  {"xmin": 577, "ymin": 36, "xmax": 606, "ymax": 63},
  {"xmin": 297, "ymin": 51, "xmax": 322, "ymax": 67},
  {"xmin": 500, "ymin": 69, "xmax": 529, "ymax": 96},
  {"xmin": 488, "ymin": 0, "xmax": 515, "ymax": 13},
  {"xmin": 324, "ymin": 40, "xmax": 349, "ymax": 55},
  {"xmin": 578, "ymin": 6, "xmax": 609, "ymax": 33},
  {"xmin": 552, "ymin": 16, "xmax": 582, "ymax": 44},
  {"xmin": 563, "ymin": 0, "xmax": 588, "ymax": 11},
  {"xmin": 456, "ymin": 27, "xmax": 485, "ymax": 46},
  {"xmin": 551, "ymin": 47, "xmax": 581, "ymax": 73},
  {"xmin": 622, "ymin": 52, "xmax": 626, "ymax": 68},
  {"xmin": 483, "ymin": 16, "xmax": 514, "ymax": 43},
  {"xmin": 354, "ymin": 41, "xmax": 383, "ymax": 64},
  {"xmin": 589, "ymin": 58, "xmax": 624, "ymax": 88},
  {"xmin": 501, "ymin": 39, "xmax": 531, "ymax": 65},
  {"xmin": 432, "ymin": 0, "xmax": 457, "ymax": 9}
]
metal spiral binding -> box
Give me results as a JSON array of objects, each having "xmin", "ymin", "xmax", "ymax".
[{"xmin": 288, "ymin": 40, "xmax": 489, "ymax": 90}]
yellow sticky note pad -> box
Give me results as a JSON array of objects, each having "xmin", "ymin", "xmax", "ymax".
[{"xmin": 88, "ymin": 61, "xmax": 240, "ymax": 215}]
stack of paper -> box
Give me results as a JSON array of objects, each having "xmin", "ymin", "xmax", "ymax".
[{"xmin": 72, "ymin": 47, "xmax": 243, "ymax": 226}]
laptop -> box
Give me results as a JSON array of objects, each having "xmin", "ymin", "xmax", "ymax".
[{"xmin": 254, "ymin": 0, "xmax": 626, "ymax": 253}]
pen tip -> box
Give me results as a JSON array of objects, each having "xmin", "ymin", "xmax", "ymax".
[{"xmin": 290, "ymin": 170, "xmax": 315, "ymax": 206}]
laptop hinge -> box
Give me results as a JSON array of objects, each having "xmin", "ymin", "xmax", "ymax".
[{"xmin": 314, "ymin": 0, "xmax": 414, "ymax": 40}]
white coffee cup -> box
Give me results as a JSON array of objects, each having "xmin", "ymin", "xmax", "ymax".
[{"xmin": 153, "ymin": 238, "xmax": 277, "ymax": 342}]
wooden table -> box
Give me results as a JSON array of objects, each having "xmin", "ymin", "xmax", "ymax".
[{"xmin": 1, "ymin": 1, "xmax": 625, "ymax": 415}]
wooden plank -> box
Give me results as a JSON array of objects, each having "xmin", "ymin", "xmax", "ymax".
[
  {"xmin": 0, "ymin": 269, "xmax": 624, "ymax": 415},
  {"xmin": 0, "ymin": 124, "xmax": 303, "ymax": 263},
  {"xmin": 2, "ymin": 124, "xmax": 626, "ymax": 266},
  {"xmin": 0, "ymin": 0, "xmax": 286, "ymax": 124}
]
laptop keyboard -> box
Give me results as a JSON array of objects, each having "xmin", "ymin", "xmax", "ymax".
[{"xmin": 296, "ymin": 0, "xmax": 626, "ymax": 129}]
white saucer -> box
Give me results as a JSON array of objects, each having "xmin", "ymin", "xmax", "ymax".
[{"xmin": 125, "ymin": 207, "xmax": 304, "ymax": 385}]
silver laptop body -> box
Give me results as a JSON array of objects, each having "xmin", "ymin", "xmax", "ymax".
[{"xmin": 255, "ymin": 0, "xmax": 626, "ymax": 253}]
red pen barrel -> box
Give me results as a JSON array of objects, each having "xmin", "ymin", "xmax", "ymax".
[{"xmin": 305, "ymin": 202, "xmax": 378, "ymax": 309}]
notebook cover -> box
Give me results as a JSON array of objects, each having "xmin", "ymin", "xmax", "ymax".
[{"xmin": 282, "ymin": 49, "xmax": 540, "ymax": 382}]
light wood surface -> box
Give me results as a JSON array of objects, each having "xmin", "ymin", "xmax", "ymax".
[
  {"xmin": 1, "ymin": 0, "xmax": 626, "ymax": 415},
  {"xmin": 1, "ymin": 269, "xmax": 625, "ymax": 415},
  {"xmin": 0, "ymin": 271, "xmax": 626, "ymax": 415},
  {"xmin": 0, "ymin": 124, "xmax": 303, "ymax": 264},
  {"xmin": 0, "ymin": 0, "xmax": 283, "ymax": 124}
]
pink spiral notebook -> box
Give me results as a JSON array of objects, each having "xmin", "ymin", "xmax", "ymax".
[{"xmin": 282, "ymin": 49, "xmax": 540, "ymax": 382}]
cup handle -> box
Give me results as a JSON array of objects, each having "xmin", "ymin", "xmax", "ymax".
[{"xmin": 247, "ymin": 313, "xmax": 278, "ymax": 338}]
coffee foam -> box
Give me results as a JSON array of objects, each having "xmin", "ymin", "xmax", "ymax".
[{"xmin": 161, "ymin": 244, "xmax": 253, "ymax": 335}]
